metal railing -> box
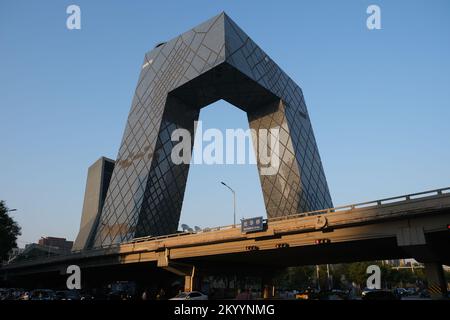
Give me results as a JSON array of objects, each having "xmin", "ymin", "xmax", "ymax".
[{"xmin": 268, "ymin": 186, "xmax": 450, "ymax": 223}]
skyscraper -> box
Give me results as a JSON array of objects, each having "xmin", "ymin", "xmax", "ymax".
[{"xmin": 78, "ymin": 13, "xmax": 332, "ymax": 248}]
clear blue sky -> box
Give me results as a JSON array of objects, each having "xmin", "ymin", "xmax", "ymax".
[{"xmin": 1, "ymin": 1, "xmax": 449, "ymax": 247}]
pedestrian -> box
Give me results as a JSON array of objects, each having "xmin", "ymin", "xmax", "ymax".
[{"xmin": 142, "ymin": 289, "xmax": 148, "ymax": 300}]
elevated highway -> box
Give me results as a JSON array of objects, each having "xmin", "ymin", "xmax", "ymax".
[{"xmin": 2, "ymin": 187, "xmax": 450, "ymax": 297}]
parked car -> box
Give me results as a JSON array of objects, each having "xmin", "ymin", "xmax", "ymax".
[
  {"xmin": 361, "ymin": 289, "xmax": 399, "ymax": 300},
  {"xmin": 170, "ymin": 291, "xmax": 208, "ymax": 300}
]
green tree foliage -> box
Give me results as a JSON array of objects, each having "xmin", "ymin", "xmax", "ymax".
[
  {"xmin": 0, "ymin": 201, "xmax": 21, "ymax": 261},
  {"xmin": 328, "ymin": 261, "xmax": 375, "ymax": 288},
  {"xmin": 274, "ymin": 266, "xmax": 315, "ymax": 290},
  {"xmin": 275, "ymin": 262, "xmax": 432, "ymax": 291},
  {"xmin": 340, "ymin": 261, "xmax": 423, "ymax": 288}
]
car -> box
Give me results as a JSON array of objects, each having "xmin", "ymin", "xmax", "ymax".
[
  {"xmin": 0, "ymin": 289, "xmax": 8, "ymax": 300},
  {"xmin": 361, "ymin": 289, "xmax": 399, "ymax": 300},
  {"xmin": 170, "ymin": 291, "xmax": 208, "ymax": 300},
  {"xmin": 321, "ymin": 289, "xmax": 351, "ymax": 300},
  {"xmin": 406, "ymin": 288, "xmax": 417, "ymax": 296},
  {"xmin": 55, "ymin": 290, "xmax": 81, "ymax": 300},
  {"xmin": 9, "ymin": 288, "xmax": 26, "ymax": 300},
  {"xmin": 419, "ymin": 289, "xmax": 430, "ymax": 298},
  {"xmin": 30, "ymin": 289, "xmax": 56, "ymax": 301},
  {"xmin": 295, "ymin": 288, "xmax": 318, "ymax": 300},
  {"xmin": 393, "ymin": 288, "xmax": 408, "ymax": 298},
  {"xmin": 19, "ymin": 291, "xmax": 30, "ymax": 300},
  {"xmin": 80, "ymin": 292, "xmax": 95, "ymax": 300},
  {"xmin": 107, "ymin": 290, "xmax": 133, "ymax": 300}
]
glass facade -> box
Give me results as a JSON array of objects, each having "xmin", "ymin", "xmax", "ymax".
[{"xmin": 90, "ymin": 13, "xmax": 333, "ymax": 248}]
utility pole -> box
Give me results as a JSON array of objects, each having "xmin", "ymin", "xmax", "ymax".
[
  {"xmin": 316, "ymin": 265, "xmax": 321, "ymax": 291},
  {"xmin": 326, "ymin": 264, "xmax": 331, "ymax": 290}
]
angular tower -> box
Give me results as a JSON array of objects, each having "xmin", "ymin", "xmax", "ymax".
[
  {"xmin": 87, "ymin": 13, "xmax": 332, "ymax": 248},
  {"xmin": 73, "ymin": 157, "xmax": 115, "ymax": 251}
]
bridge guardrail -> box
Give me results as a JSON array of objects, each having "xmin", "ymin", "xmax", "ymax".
[{"xmin": 267, "ymin": 187, "xmax": 450, "ymax": 223}]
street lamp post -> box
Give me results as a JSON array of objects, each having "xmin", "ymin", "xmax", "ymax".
[
  {"xmin": 220, "ymin": 181, "xmax": 236, "ymax": 226},
  {"xmin": 326, "ymin": 264, "xmax": 331, "ymax": 290}
]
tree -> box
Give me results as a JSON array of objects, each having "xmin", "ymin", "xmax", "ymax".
[
  {"xmin": 346, "ymin": 261, "xmax": 375, "ymax": 288},
  {"xmin": 0, "ymin": 201, "xmax": 21, "ymax": 261},
  {"xmin": 274, "ymin": 266, "xmax": 315, "ymax": 290},
  {"xmin": 334, "ymin": 262, "xmax": 428, "ymax": 289}
]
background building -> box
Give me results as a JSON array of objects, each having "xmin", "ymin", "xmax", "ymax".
[
  {"xmin": 72, "ymin": 157, "xmax": 115, "ymax": 251},
  {"xmin": 38, "ymin": 237, "xmax": 73, "ymax": 252}
]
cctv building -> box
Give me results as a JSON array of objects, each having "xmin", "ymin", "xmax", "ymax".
[{"xmin": 73, "ymin": 13, "xmax": 333, "ymax": 251}]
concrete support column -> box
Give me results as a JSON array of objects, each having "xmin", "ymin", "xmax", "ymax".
[
  {"xmin": 261, "ymin": 274, "xmax": 275, "ymax": 299},
  {"xmin": 424, "ymin": 262, "xmax": 448, "ymax": 299},
  {"xmin": 183, "ymin": 266, "xmax": 196, "ymax": 292},
  {"xmin": 184, "ymin": 275, "xmax": 193, "ymax": 292},
  {"xmin": 157, "ymin": 249, "xmax": 197, "ymax": 292}
]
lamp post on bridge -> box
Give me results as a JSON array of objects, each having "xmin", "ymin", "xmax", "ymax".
[{"xmin": 220, "ymin": 181, "xmax": 236, "ymax": 226}]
